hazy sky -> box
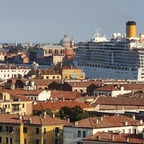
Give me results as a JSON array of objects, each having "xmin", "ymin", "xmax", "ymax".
[{"xmin": 0, "ymin": 0, "xmax": 144, "ymax": 43}]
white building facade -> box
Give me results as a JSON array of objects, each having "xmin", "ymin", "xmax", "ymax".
[{"xmin": 63, "ymin": 115, "xmax": 144, "ymax": 144}]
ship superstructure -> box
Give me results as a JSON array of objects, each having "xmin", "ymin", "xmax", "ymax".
[{"xmin": 74, "ymin": 21, "xmax": 144, "ymax": 81}]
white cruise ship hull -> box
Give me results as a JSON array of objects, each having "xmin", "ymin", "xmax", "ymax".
[{"xmin": 74, "ymin": 61, "xmax": 139, "ymax": 80}]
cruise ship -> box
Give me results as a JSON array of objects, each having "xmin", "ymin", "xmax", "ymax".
[{"xmin": 74, "ymin": 21, "xmax": 144, "ymax": 81}]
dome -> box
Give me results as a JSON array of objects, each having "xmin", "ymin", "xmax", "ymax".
[{"xmin": 60, "ymin": 34, "xmax": 70, "ymax": 45}]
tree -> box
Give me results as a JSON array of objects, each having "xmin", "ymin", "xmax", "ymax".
[
  {"xmin": 33, "ymin": 109, "xmax": 54, "ymax": 116},
  {"xmin": 59, "ymin": 105, "xmax": 89, "ymax": 122}
]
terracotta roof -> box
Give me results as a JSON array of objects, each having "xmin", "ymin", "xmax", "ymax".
[
  {"xmin": 91, "ymin": 97, "xmax": 144, "ymax": 106},
  {"xmin": 51, "ymin": 90, "xmax": 83, "ymax": 100},
  {"xmin": 94, "ymin": 84, "xmax": 144, "ymax": 91},
  {"xmin": 17, "ymin": 78, "xmax": 57, "ymax": 86},
  {"xmin": 25, "ymin": 79, "xmax": 55, "ymax": 86},
  {"xmin": 33, "ymin": 101, "xmax": 92, "ymax": 111},
  {"xmin": 83, "ymin": 132, "xmax": 144, "ymax": 144},
  {"xmin": 66, "ymin": 81, "xmax": 101, "ymax": 87},
  {"xmin": 0, "ymin": 89, "xmax": 32, "ymax": 101},
  {"xmin": 10, "ymin": 94, "xmax": 32, "ymax": 101},
  {"xmin": 72, "ymin": 115, "xmax": 143, "ymax": 128},
  {"xmin": 1, "ymin": 89, "xmax": 44, "ymax": 96},
  {"xmin": 0, "ymin": 113, "xmax": 70, "ymax": 126}
]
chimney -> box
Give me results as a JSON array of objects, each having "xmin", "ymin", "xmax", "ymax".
[
  {"xmin": 96, "ymin": 119, "xmax": 99, "ymax": 124},
  {"xmin": 28, "ymin": 118, "xmax": 32, "ymax": 124},
  {"xmin": 111, "ymin": 135, "xmax": 115, "ymax": 141},
  {"xmin": 140, "ymin": 119, "xmax": 143, "ymax": 124},
  {"xmin": 100, "ymin": 117, "xmax": 103, "ymax": 121},
  {"xmin": 132, "ymin": 115, "xmax": 135, "ymax": 120},
  {"xmin": 67, "ymin": 118, "xmax": 70, "ymax": 122},
  {"xmin": 126, "ymin": 137, "xmax": 129, "ymax": 143},
  {"xmin": 43, "ymin": 111, "xmax": 47, "ymax": 119},
  {"xmin": 125, "ymin": 121, "xmax": 128, "ymax": 126},
  {"xmin": 97, "ymin": 136, "xmax": 100, "ymax": 140},
  {"xmin": 52, "ymin": 113, "xmax": 55, "ymax": 118},
  {"xmin": 19, "ymin": 115, "xmax": 23, "ymax": 120}
]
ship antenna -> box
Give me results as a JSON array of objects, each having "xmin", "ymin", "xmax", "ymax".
[{"xmin": 95, "ymin": 26, "xmax": 101, "ymax": 37}]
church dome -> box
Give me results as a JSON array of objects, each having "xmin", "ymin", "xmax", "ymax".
[{"xmin": 60, "ymin": 34, "xmax": 70, "ymax": 45}]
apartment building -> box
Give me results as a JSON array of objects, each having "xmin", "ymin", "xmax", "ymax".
[
  {"xmin": 0, "ymin": 64, "xmax": 31, "ymax": 80},
  {"xmin": 0, "ymin": 91, "xmax": 32, "ymax": 115},
  {"xmin": 0, "ymin": 113, "xmax": 71, "ymax": 144},
  {"xmin": 63, "ymin": 115, "xmax": 144, "ymax": 144}
]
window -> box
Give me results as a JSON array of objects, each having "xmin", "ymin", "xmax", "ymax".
[
  {"xmin": 23, "ymin": 127, "xmax": 27, "ymax": 133},
  {"xmin": 5, "ymin": 126, "xmax": 8, "ymax": 132},
  {"xmin": 22, "ymin": 104, "xmax": 25, "ymax": 108},
  {"xmin": 55, "ymin": 138, "xmax": 58, "ymax": 144},
  {"xmin": 133, "ymin": 129, "xmax": 136, "ymax": 134},
  {"xmin": 9, "ymin": 126, "xmax": 13, "ymax": 133},
  {"xmin": 44, "ymin": 128, "xmax": 46, "ymax": 134},
  {"xmin": 36, "ymin": 128, "xmax": 39, "ymax": 134},
  {"xmin": 0, "ymin": 126, "xmax": 2, "ymax": 132},
  {"xmin": 35, "ymin": 139, "xmax": 40, "ymax": 144},
  {"xmin": 55, "ymin": 127, "xmax": 60, "ymax": 137},
  {"xmin": 78, "ymin": 130, "xmax": 81, "ymax": 137},
  {"xmin": 129, "ymin": 129, "xmax": 131, "ymax": 134},
  {"xmin": 0, "ymin": 137, "xmax": 2, "ymax": 143},
  {"xmin": 8, "ymin": 105, "xmax": 10, "ymax": 109},
  {"xmin": 6, "ymin": 137, "xmax": 8, "ymax": 144},
  {"xmin": 24, "ymin": 138, "xmax": 27, "ymax": 144},
  {"xmin": 10, "ymin": 138, "xmax": 12, "ymax": 144},
  {"xmin": 43, "ymin": 139, "xmax": 46, "ymax": 144},
  {"xmin": 83, "ymin": 131, "xmax": 86, "ymax": 137}
]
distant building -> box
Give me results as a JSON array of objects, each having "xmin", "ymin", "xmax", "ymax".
[
  {"xmin": 60, "ymin": 34, "xmax": 74, "ymax": 60},
  {"xmin": 36, "ymin": 45, "xmax": 65, "ymax": 58},
  {"xmin": 58, "ymin": 66, "xmax": 86, "ymax": 80},
  {"xmin": 0, "ymin": 64, "xmax": 31, "ymax": 80},
  {"xmin": 39, "ymin": 68, "xmax": 62, "ymax": 80}
]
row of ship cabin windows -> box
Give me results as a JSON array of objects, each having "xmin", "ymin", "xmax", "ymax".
[{"xmin": 78, "ymin": 63, "xmax": 137, "ymax": 71}]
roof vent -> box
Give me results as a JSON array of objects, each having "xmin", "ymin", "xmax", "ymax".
[
  {"xmin": 28, "ymin": 118, "xmax": 32, "ymax": 124},
  {"xmin": 74, "ymin": 122, "xmax": 78, "ymax": 127},
  {"xmin": 111, "ymin": 135, "xmax": 115, "ymax": 141},
  {"xmin": 125, "ymin": 121, "xmax": 128, "ymax": 125},
  {"xmin": 126, "ymin": 137, "xmax": 129, "ymax": 143},
  {"xmin": 132, "ymin": 115, "xmax": 135, "ymax": 120},
  {"xmin": 96, "ymin": 119, "xmax": 99, "ymax": 124},
  {"xmin": 140, "ymin": 119, "xmax": 143, "ymax": 124},
  {"xmin": 97, "ymin": 136, "xmax": 100, "ymax": 140}
]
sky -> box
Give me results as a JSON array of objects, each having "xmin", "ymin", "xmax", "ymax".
[{"xmin": 0, "ymin": 0, "xmax": 144, "ymax": 43}]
